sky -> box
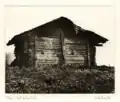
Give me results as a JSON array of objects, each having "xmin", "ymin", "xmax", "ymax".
[{"xmin": 4, "ymin": 6, "xmax": 115, "ymax": 66}]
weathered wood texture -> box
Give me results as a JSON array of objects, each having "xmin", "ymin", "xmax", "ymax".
[
  {"xmin": 34, "ymin": 36, "xmax": 89, "ymax": 66},
  {"xmin": 89, "ymin": 45, "xmax": 96, "ymax": 66},
  {"xmin": 35, "ymin": 37, "xmax": 61, "ymax": 66},
  {"xmin": 64, "ymin": 38, "xmax": 88, "ymax": 66},
  {"xmin": 13, "ymin": 34, "xmax": 94, "ymax": 67},
  {"xmin": 9, "ymin": 17, "xmax": 108, "ymax": 67}
]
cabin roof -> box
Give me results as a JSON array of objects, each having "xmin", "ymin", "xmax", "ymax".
[{"xmin": 7, "ymin": 16, "xmax": 108, "ymax": 46}]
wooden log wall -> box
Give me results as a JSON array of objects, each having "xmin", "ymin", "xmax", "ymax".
[
  {"xmin": 13, "ymin": 38, "xmax": 30, "ymax": 67},
  {"xmin": 18, "ymin": 35, "xmax": 91, "ymax": 67},
  {"xmin": 64, "ymin": 38, "xmax": 88, "ymax": 66},
  {"xmin": 35, "ymin": 37, "xmax": 62, "ymax": 66},
  {"xmin": 27, "ymin": 34, "xmax": 36, "ymax": 67},
  {"xmin": 89, "ymin": 45, "xmax": 96, "ymax": 66}
]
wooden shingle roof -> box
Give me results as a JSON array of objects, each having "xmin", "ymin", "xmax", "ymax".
[{"xmin": 7, "ymin": 17, "xmax": 108, "ymax": 46}]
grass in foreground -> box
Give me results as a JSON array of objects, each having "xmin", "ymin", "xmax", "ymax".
[{"xmin": 6, "ymin": 65, "xmax": 114, "ymax": 93}]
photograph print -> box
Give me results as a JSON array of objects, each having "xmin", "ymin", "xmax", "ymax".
[{"xmin": 5, "ymin": 6, "xmax": 115, "ymax": 93}]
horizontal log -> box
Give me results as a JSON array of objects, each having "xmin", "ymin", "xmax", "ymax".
[
  {"xmin": 36, "ymin": 53, "xmax": 58, "ymax": 55},
  {"xmin": 36, "ymin": 61, "xmax": 59, "ymax": 63},
  {"xmin": 65, "ymin": 61, "xmax": 84, "ymax": 63},
  {"xmin": 36, "ymin": 59, "xmax": 59, "ymax": 61},
  {"xmin": 36, "ymin": 61, "xmax": 59, "ymax": 64},
  {"xmin": 36, "ymin": 61, "xmax": 58, "ymax": 63},
  {"xmin": 65, "ymin": 61, "xmax": 84, "ymax": 64},
  {"xmin": 36, "ymin": 48, "xmax": 61, "ymax": 50},
  {"xmin": 65, "ymin": 56, "xmax": 85, "ymax": 58},
  {"xmin": 36, "ymin": 57, "xmax": 59, "ymax": 60},
  {"xmin": 35, "ymin": 41, "xmax": 60, "ymax": 44},
  {"xmin": 64, "ymin": 38, "xmax": 87, "ymax": 43},
  {"xmin": 36, "ymin": 44, "xmax": 60, "ymax": 47},
  {"xmin": 65, "ymin": 54, "xmax": 87, "ymax": 57},
  {"xmin": 36, "ymin": 56, "xmax": 58, "ymax": 59},
  {"xmin": 65, "ymin": 46, "xmax": 86, "ymax": 49},
  {"xmin": 36, "ymin": 37, "xmax": 60, "ymax": 40},
  {"xmin": 35, "ymin": 39, "xmax": 55, "ymax": 42}
]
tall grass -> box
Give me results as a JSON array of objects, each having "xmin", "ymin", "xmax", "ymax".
[{"xmin": 6, "ymin": 65, "xmax": 114, "ymax": 93}]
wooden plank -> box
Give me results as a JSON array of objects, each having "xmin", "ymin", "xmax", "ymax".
[
  {"xmin": 36, "ymin": 37, "xmax": 60, "ymax": 42},
  {"xmin": 36, "ymin": 60, "xmax": 59, "ymax": 62},
  {"xmin": 64, "ymin": 38, "xmax": 87, "ymax": 44},
  {"xmin": 65, "ymin": 57, "xmax": 84, "ymax": 60},
  {"xmin": 87, "ymin": 43, "xmax": 91, "ymax": 67},
  {"xmin": 36, "ymin": 61, "xmax": 59, "ymax": 64},
  {"xmin": 36, "ymin": 46, "xmax": 61, "ymax": 49},
  {"xmin": 65, "ymin": 45, "xmax": 87, "ymax": 50},
  {"xmin": 36, "ymin": 56, "xmax": 59, "ymax": 60},
  {"xmin": 35, "ymin": 41, "xmax": 60, "ymax": 44},
  {"xmin": 65, "ymin": 61, "xmax": 84, "ymax": 64},
  {"xmin": 36, "ymin": 62, "xmax": 58, "ymax": 64},
  {"xmin": 27, "ymin": 34, "xmax": 35, "ymax": 67},
  {"xmin": 36, "ymin": 60, "xmax": 59, "ymax": 63}
]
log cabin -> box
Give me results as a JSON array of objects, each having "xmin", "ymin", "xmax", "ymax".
[{"xmin": 7, "ymin": 17, "xmax": 108, "ymax": 68}]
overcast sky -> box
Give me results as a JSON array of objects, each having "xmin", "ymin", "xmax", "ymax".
[{"xmin": 4, "ymin": 6, "xmax": 115, "ymax": 66}]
